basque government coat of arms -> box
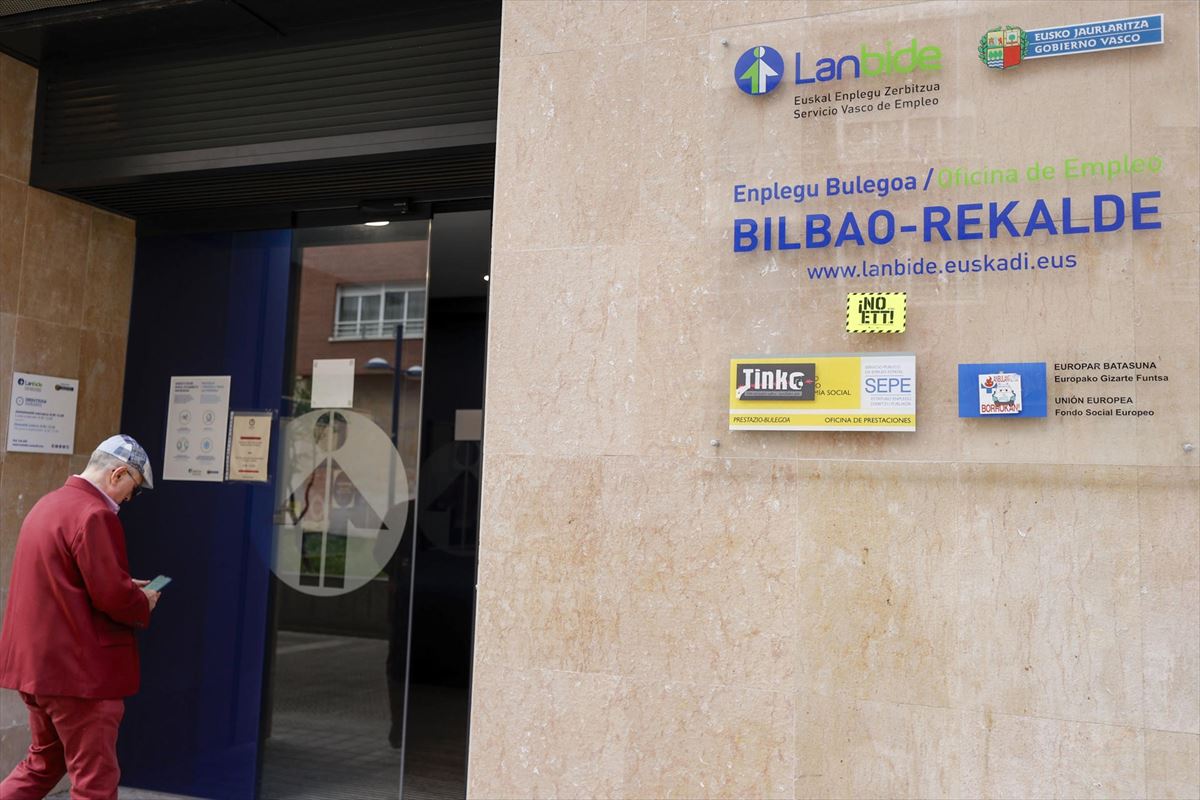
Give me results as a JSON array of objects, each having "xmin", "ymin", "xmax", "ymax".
[{"xmin": 979, "ymin": 25, "xmax": 1028, "ymax": 69}]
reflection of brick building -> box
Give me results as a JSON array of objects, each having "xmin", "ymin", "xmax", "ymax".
[{"xmin": 293, "ymin": 237, "xmax": 426, "ymax": 488}]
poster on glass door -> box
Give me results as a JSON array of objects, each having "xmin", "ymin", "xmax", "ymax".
[{"xmin": 163, "ymin": 375, "xmax": 231, "ymax": 481}]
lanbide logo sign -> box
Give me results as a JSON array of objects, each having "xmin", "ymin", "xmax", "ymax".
[
  {"xmin": 735, "ymin": 39, "xmax": 942, "ymax": 96},
  {"xmin": 734, "ymin": 46, "xmax": 784, "ymax": 95}
]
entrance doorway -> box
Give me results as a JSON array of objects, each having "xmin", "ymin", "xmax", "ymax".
[
  {"xmin": 115, "ymin": 211, "xmax": 488, "ymax": 800},
  {"xmin": 258, "ymin": 214, "xmax": 488, "ymax": 800}
]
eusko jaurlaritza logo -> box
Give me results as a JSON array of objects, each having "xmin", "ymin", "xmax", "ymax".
[
  {"xmin": 734, "ymin": 45, "xmax": 784, "ymax": 95},
  {"xmin": 979, "ymin": 25, "xmax": 1028, "ymax": 69}
]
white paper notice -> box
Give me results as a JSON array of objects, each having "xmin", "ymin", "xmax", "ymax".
[
  {"xmin": 454, "ymin": 409, "xmax": 483, "ymax": 441},
  {"xmin": 163, "ymin": 376, "xmax": 231, "ymax": 482},
  {"xmin": 311, "ymin": 359, "xmax": 355, "ymax": 409},
  {"xmin": 6, "ymin": 372, "xmax": 79, "ymax": 454}
]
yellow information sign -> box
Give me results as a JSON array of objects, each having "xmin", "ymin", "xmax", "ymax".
[
  {"xmin": 847, "ymin": 292, "xmax": 907, "ymax": 333},
  {"xmin": 729, "ymin": 354, "xmax": 916, "ymax": 431}
]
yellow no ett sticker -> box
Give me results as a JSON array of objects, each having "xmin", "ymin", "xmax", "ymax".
[{"xmin": 847, "ymin": 292, "xmax": 906, "ymax": 333}]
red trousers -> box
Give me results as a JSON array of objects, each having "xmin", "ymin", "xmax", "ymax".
[{"xmin": 0, "ymin": 692, "xmax": 123, "ymax": 800}]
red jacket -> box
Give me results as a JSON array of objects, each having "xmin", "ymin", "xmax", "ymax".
[{"xmin": 0, "ymin": 476, "xmax": 150, "ymax": 698}]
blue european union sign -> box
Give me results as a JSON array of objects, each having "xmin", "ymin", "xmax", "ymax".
[{"xmin": 958, "ymin": 362, "xmax": 1048, "ymax": 419}]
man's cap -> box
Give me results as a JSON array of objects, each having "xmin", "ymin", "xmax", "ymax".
[{"xmin": 95, "ymin": 434, "xmax": 155, "ymax": 490}]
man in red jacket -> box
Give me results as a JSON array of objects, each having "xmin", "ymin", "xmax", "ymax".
[{"xmin": 0, "ymin": 435, "xmax": 161, "ymax": 800}]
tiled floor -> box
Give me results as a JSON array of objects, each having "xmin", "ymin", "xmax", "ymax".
[
  {"xmin": 263, "ymin": 632, "xmax": 467, "ymax": 800},
  {"xmin": 260, "ymin": 633, "xmax": 402, "ymax": 800}
]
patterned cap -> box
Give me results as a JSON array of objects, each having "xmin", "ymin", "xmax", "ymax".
[{"xmin": 95, "ymin": 434, "xmax": 155, "ymax": 490}]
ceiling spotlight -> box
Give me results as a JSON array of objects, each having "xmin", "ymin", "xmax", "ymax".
[
  {"xmin": 364, "ymin": 220, "xmax": 390, "ymax": 227},
  {"xmin": 482, "ymin": 274, "xmax": 490, "ymax": 282}
]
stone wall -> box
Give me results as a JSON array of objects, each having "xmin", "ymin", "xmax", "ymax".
[
  {"xmin": 469, "ymin": 2, "xmax": 1200, "ymax": 797},
  {"xmin": 0, "ymin": 51, "xmax": 137, "ymax": 774}
]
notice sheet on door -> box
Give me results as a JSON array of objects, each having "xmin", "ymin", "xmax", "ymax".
[{"xmin": 163, "ymin": 376, "xmax": 231, "ymax": 482}]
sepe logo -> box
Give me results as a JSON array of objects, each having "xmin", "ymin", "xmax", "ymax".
[
  {"xmin": 735, "ymin": 362, "xmax": 816, "ymax": 401},
  {"xmin": 54, "ymin": 383, "xmax": 75, "ymax": 392},
  {"xmin": 734, "ymin": 45, "xmax": 784, "ymax": 95},
  {"xmin": 979, "ymin": 25, "xmax": 1028, "ymax": 69}
]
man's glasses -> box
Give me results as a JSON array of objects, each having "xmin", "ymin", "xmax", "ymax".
[{"xmin": 119, "ymin": 468, "xmax": 146, "ymax": 498}]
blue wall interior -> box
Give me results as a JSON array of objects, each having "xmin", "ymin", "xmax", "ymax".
[{"xmin": 116, "ymin": 231, "xmax": 292, "ymax": 799}]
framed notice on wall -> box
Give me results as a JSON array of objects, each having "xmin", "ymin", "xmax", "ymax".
[
  {"xmin": 729, "ymin": 353, "xmax": 916, "ymax": 432},
  {"xmin": 225, "ymin": 410, "xmax": 275, "ymax": 482},
  {"xmin": 5, "ymin": 372, "xmax": 79, "ymax": 454}
]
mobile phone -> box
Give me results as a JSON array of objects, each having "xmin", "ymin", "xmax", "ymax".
[{"xmin": 145, "ymin": 575, "xmax": 172, "ymax": 592}]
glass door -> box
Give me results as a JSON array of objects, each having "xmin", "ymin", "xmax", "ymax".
[{"xmin": 259, "ymin": 221, "xmax": 428, "ymax": 800}]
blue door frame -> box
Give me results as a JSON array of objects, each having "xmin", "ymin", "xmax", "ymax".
[{"xmin": 116, "ymin": 230, "xmax": 292, "ymax": 799}]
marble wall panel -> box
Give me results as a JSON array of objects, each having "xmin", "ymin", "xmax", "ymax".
[
  {"xmin": 17, "ymin": 190, "xmax": 91, "ymax": 326},
  {"xmin": 1139, "ymin": 467, "xmax": 1200, "ymax": 734},
  {"xmin": 795, "ymin": 693, "xmax": 984, "ymax": 799},
  {"xmin": 645, "ymin": 1, "xmax": 712, "ymax": 39},
  {"xmin": 631, "ymin": 290, "xmax": 709, "ymax": 455},
  {"xmin": 794, "ymin": 461, "xmax": 962, "ymax": 708},
  {"xmin": 0, "ymin": 453, "xmax": 69, "ymax": 582},
  {"xmin": 0, "ymin": 312, "xmax": 13, "ymax": 460},
  {"xmin": 491, "ymin": 45, "xmax": 647, "ymax": 252},
  {"xmin": 468, "ymin": 666, "xmax": 794, "ymax": 800},
  {"xmin": 630, "ymin": 238, "xmax": 721, "ymax": 445},
  {"xmin": 710, "ymin": 1, "xmax": 810, "ymax": 30},
  {"xmin": 635, "ymin": 34, "xmax": 711, "ymax": 247},
  {"xmin": 604, "ymin": 457, "xmax": 798, "ymax": 688},
  {"xmin": 979, "ymin": 712, "xmax": 1145, "ymax": 799},
  {"xmin": 952, "ymin": 464, "xmax": 1143, "ymax": 728},
  {"xmin": 467, "ymin": 663, "xmax": 628, "ymax": 799},
  {"xmin": 82, "ymin": 210, "xmax": 137, "ymax": 336},
  {"xmin": 620, "ymin": 680, "xmax": 794, "ymax": 799},
  {"xmin": 473, "ymin": 545, "xmax": 626, "ymax": 675},
  {"xmin": 67, "ymin": 453, "xmax": 89, "ymax": 476},
  {"xmin": 11, "ymin": 315, "xmax": 80, "ymax": 380},
  {"xmin": 473, "ymin": 454, "xmax": 619, "ymax": 674},
  {"xmin": 484, "ymin": 248, "xmax": 639, "ymax": 457},
  {"xmin": 1131, "ymin": 0, "xmax": 1200, "ymax": 215},
  {"xmin": 477, "ymin": 453, "xmax": 605, "ymax": 557},
  {"xmin": 0, "ymin": 177, "xmax": 26, "ymax": 315},
  {"xmin": 501, "ymin": 0, "xmax": 647, "ymax": 58},
  {"xmin": 1146, "ymin": 730, "xmax": 1200, "ymax": 800},
  {"xmin": 75, "ymin": 329, "xmax": 128, "ymax": 454}
]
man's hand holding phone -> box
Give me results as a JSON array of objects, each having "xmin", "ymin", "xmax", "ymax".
[{"xmin": 134, "ymin": 576, "xmax": 171, "ymax": 611}]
